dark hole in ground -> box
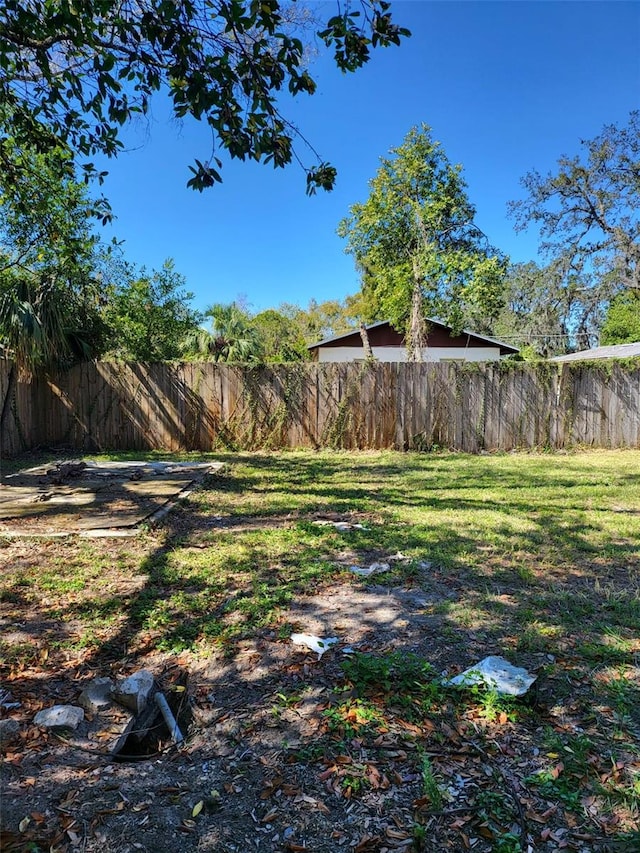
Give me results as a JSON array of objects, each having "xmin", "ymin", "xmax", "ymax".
[{"xmin": 113, "ymin": 670, "xmax": 192, "ymax": 762}]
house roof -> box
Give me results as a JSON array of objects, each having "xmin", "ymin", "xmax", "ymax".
[
  {"xmin": 549, "ymin": 342, "xmax": 640, "ymax": 362},
  {"xmin": 308, "ymin": 318, "xmax": 519, "ymax": 355}
]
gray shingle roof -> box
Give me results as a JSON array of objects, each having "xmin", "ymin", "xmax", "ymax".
[{"xmin": 549, "ymin": 343, "xmax": 640, "ymax": 362}]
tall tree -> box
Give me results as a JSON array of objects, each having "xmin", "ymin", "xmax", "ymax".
[
  {"xmin": 0, "ymin": 141, "xmax": 109, "ymax": 432},
  {"xmin": 0, "ymin": 1, "xmax": 408, "ymax": 195},
  {"xmin": 510, "ymin": 111, "xmax": 640, "ymax": 293},
  {"xmin": 100, "ymin": 258, "xmax": 202, "ymax": 361},
  {"xmin": 490, "ymin": 261, "xmax": 605, "ymax": 358},
  {"xmin": 338, "ymin": 125, "xmax": 507, "ymax": 360}
]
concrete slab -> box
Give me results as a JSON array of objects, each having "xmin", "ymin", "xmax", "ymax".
[{"xmin": 0, "ymin": 459, "xmax": 223, "ymax": 537}]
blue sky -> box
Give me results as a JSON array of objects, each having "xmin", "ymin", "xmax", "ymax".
[{"xmin": 98, "ymin": 1, "xmax": 640, "ymax": 315}]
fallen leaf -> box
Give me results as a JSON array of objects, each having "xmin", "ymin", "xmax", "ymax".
[
  {"xmin": 318, "ymin": 767, "xmax": 335, "ymax": 782},
  {"xmin": 192, "ymin": 801, "xmax": 203, "ymax": 817},
  {"xmin": 385, "ymin": 828, "xmax": 410, "ymax": 840},
  {"xmin": 550, "ymin": 762, "xmax": 564, "ymax": 779},
  {"xmin": 18, "ymin": 818, "xmax": 30, "ymax": 833},
  {"xmin": 354, "ymin": 835, "xmax": 381, "ymax": 852}
]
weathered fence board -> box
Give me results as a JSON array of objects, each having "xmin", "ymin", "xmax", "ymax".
[{"xmin": 2, "ymin": 359, "xmax": 640, "ymax": 456}]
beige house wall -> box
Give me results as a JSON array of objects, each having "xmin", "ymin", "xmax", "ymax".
[{"xmin": 316, "ymin": 345, "xmax": 503, "ymax": 363}]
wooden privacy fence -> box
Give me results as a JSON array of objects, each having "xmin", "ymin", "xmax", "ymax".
[{"xmin": 2, "ymin": 359, "xmax": 640, "ymax": 456}]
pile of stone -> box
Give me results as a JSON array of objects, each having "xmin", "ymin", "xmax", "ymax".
[{"xmin": 2, "ymin": 670, "xmax": 184, "ymax": 757}]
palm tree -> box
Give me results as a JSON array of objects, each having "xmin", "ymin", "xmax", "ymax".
[
  {"xmin": 181, "ymin": 302, "xmax": 263, "ymax": 362},
  {"xmin": 0, "ymin": 267, "xmax": 104, "ymax": 437}
]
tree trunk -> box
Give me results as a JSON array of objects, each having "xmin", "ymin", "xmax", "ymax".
[
  {"xmin": 0, "ymin": 362, "xmax": 17, "ymax": 476},
  {"xmin": 407, "ymin": 263, "xmax": 425, "ymax": 362},
  {"xmin": 359, "ymin": 323, "xmax": 375, "ymax": 360},
  {"xmin": 0, "ymin": 362, "xmax": 17, "ymax": 440}
]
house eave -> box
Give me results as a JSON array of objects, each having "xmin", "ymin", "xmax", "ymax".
[{"xmin": 307, "ymin": 318, "xmax": 519, "ymax": 355}]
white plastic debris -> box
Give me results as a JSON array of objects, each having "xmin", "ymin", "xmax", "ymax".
[
  {"xmin": 348, "ymin": 561, "xmax": 390, "ymax": 577},
  {"xmin": 291, "ymin": 633, "xmax": 339, "ymax": 659},
  {"xmin": 446, "ymin": 655, "xmax": 536, "ymax": 697},
  {"xmin": 312, "ymin": 520, "xmax": 367, "ymax": 531}
]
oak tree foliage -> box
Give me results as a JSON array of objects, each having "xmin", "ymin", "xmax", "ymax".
[
  {"xmin": 491, "ymin": 261, "xmax": 605, "ymax": 358},
  {"xmin": 510, "ymin": 111, "xmax": 640, "ymax": 292},
  {"xmin": 0, "ymin": 0, "xmax": 409, "ymax": 194}
]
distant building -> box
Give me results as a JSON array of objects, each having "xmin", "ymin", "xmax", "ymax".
[
  {"xmin": 308, "ymin": 319, "xmax": 519, "ymax": 363},
  {"xmin": 549, "ymin": 343, "xmax": 640, "ymax": 362}
]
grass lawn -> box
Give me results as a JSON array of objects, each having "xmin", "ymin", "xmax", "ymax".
[{"xmin": 1, "ymin": 449, "xmax": 639, "ymax": 852}]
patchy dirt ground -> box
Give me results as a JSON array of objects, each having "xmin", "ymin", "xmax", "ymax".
[{"xmin": 1, "ymin": 452, "xmax": 639, "ymax": 852}]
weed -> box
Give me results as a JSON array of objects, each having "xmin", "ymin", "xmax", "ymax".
[
  {"xmin": 453, "ymin": 681, "xmax": 521, "ymax": 723},
  {"xmin": 418, "ymin": 750, "xmax": 443, "ymax": 811},
  {"xmin": 323, "ymin": 699, "xmax": 385, "ymax": 740},
  {"xmin": 0, "ymin": 640, "xmax": 42, "ymax": 670},
  {"xmin": 341, "ymin": 651, "xmax": 434, "ymax": 695},
  {"xmin": 475, "ymin": 790, "xmax": 522, "ymax": 851},
  {"xmin": 272, "ymin": 690, "xmax": 300, "ymax": 715},
  {"xmin": 515, "ymin": 564, "xmax": 535, "ymax": 583},
  {"xmin": 516, "ymin": 620, "xmax": 561, "ymax": 653},
  {"xmin": 527, "ymin": 731, "xmax": 597, "ymax": 812},
  {"xmin": 412, "ymin": 822, "xmax": 427, "ymax": 851},
  {"xmin": 340, "ymin": 651, "xmax": 445, "ymax": 721}
]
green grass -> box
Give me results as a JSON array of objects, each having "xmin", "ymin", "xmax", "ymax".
[
  {"xmin": 2, "ymin": 448, "xmax": 640, "ymax": 847},
  {"xmin": 4, "ymin": 449, "xmax": 640, "ymax": 657}
]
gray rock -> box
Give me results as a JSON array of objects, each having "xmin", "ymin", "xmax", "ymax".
[
  {"xmin": 34, "ymin": 705, "xmax": 84, "ymax": 730},
  {"xmin": 111, "ymin": 670, "xmax": 155, "ymax": 713},
  {"xmin": 0, "ymin": 718, "xmax": 20, "ymax": 748},
  {"xmin": 79, "ymin": 677, "xmax": 115, "ymax": 712}
]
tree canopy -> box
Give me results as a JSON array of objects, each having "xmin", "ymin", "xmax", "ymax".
[
  {"xmin": 100, "ymin": 258, "xmax": 202, "ymax": 361},
  {"xmin": 0, "ymin": 143, "xmax": 108, "ymax": 373},
  {"xmin": 251, "ymin": 308, "xmax": 308, "ymax": 362},
  {"xmin": 182, "ymin": 302, "xmax": 263, "ymax": 362},
  {"xmin": 490, "ymin": 261, "xmax": 604, "ymax": 358},
  {"xmin": 338, "ymin": 125, "xmax": 507, "ymax": 359},
  {"xmin": 600, "ymin": 291, "xmax": 640, "ymax": 345},
  {"xmin": 510, "ymin": 111, "xmax": 640, "ymax": 293},
  {"xmin": 0, "ymin": 0, "xmax": 408, "ymax": 195}
]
